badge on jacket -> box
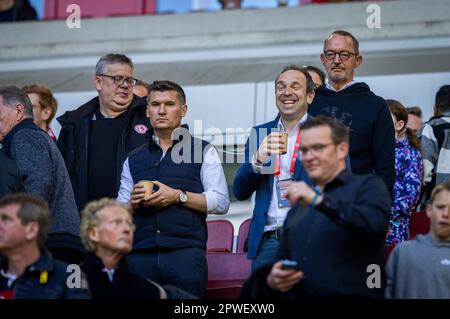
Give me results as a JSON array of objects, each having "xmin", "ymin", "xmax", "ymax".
[{"xmin": 134, "ymin": 124, "xmax": 148, "ymax": 134}]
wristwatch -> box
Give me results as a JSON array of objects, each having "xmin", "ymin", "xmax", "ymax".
[{"xmin": 178, "ymin": 190, "xmax": 188, "ymax": 204}]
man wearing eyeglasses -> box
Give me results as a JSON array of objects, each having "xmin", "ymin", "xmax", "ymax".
[
  {"xmin": 240, "ymin": 116, "xmax": 391, "ymax": 299},
  {"xmin": 57, "ymin": 53, "xmax": 150, "ymax": 211},
  {"xmin": 308, "ymin": 30, "xmax": 395, "ymax": 199}
]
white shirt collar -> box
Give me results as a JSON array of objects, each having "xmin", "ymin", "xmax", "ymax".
[
  {"xmin": 0, "ymin": 269, "xmax": 17, "ymax": 288},
  {"xmin": 277, "ymin": 112, "xmax": 308, "ymax": 132},
  {"xmin": 325, "ymin": 81, "xmax": 357, "ymax": 92},
  {"xmin": 102, "ymin": 268, "xmax": 116, "ymax": 282}
]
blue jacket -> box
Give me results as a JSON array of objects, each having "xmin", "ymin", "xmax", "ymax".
[{"xmin": 232, "ymin": 118, "xmax": 313, "ymax": 260}]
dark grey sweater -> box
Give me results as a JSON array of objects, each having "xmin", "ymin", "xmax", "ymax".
[
  {"xmin": 386, "ymin": 234, "xmax": 450, "ymax": 299},
  {"xmin": 9, "ymin": 127, "xmax": 80, "ymax": 236}
]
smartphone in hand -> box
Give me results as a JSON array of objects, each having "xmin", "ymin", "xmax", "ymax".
[{"xmin": 280, "ymin": 259, "xmax": 299, "ymax": 270}]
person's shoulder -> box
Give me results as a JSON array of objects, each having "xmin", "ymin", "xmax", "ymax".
[
  {"xmin": 12, "ymin": 128, "xmax": 45, "ymax": 145},
  {"xmin": 350, "ymin": 173, "xmax": 388, "ymax": 192},
  {"xmin": 57, "ymin": 97, "xmax": 99, "ymax": 124},
  {"xmin": 128, "ymin": 143, "xmax": 149, "ymax": 157},
  {"xmin": 391, "ymin": 237, "xmax": 424, "ymax": 259},
  {"xmin": 349, "ymin": 82, "xmax": 386, "ymax": 103},
  {"xmin": 425, "ymin": 115, "xmax": 450, "ymax": 126},
  {"xmin": 129, "ymin": 95, "xmax": 148, "ymax": 110},
  {"xmin": 253, "ymin": 119, "xmax": 278, "ymax": 130}
]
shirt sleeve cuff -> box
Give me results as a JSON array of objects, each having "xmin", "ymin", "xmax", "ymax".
[
  {"xmin": 251, "ymin": 155, "xmax": 263, "ymax": 174},
  {"xmin": 315, "ymin": 194, "xmax": 341, "ymax": 220},
  {"xmin": 204, "ymin": 189, "xmax": 229, "ymax": 214}
]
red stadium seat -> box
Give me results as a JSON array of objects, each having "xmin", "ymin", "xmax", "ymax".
[
  {"xmin": 206, "ymin": 220, "xmax": 234, "ymax": 252},
  {"xmin": 205, "ymin": 252, "xmax": 251, "ymax": 299},
  {"xmin": 236, "ymin": 218, "xmax": 251, "ymax": 253},
  {"xmin": 409, "ymin": 211, "xmax": 430, "ymax": 239}
]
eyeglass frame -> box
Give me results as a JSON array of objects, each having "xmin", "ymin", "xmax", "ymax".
[
  {"xmin": 299, "ymin": 142, "xmax": 337, "ymax": 157},
  {"xmin": 322, "ymin": 50, "xmax": 359, "ymax": 62},
  {"xmin": 98, "ymin": 74, "xmax": 138, "ymax": 87}
]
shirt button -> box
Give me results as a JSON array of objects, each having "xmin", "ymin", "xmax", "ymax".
[{"xmin": 156, "ymin": 229, "xmax": 160, "ymax": 234}]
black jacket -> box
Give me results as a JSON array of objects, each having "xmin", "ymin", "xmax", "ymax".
[
  {"xmin": 308, "ymin": 83, "xmax": 395, "ymax": 198},
  {"xmin": 56, "ymin": 95, "xmax": 149, "ymax": 210},
  {"xmin": 80, "ymin": 253, "xmax": 164, "ymax": 299},
  {"xmin": 0, "ymin": 249, "xmax": 90, "ymax": 299},
  {"xmin": 0, "ymin": 148, "xmax": 23, "ymax": 197},
  {"xmin": 240, "ymin": 169, "xmax": 391, "ymax": 299}
]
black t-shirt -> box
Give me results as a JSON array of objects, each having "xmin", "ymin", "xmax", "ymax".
[{"xmin": 86, "ymin": 108, "xmax": 129, "ymax": 202}]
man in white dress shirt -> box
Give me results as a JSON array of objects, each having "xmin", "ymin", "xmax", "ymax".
[
  {"xmin": 233, "ymin": 66, "xmax": 315, "ymax": 272},
  {"xmin": 117, "ymin": 80, "xmax": 229, "ymax": 298}
]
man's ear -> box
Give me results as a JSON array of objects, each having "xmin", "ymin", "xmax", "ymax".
[
  {"xmin": 94, "ymin": 76, "xmax": 102, "ymax": 91},
  {"xmin": 320, "ymin": 53, "xmax": 326, "ymax": 66},
  {"xmin": 181, "ymin": 104, "xmax": 187, "ymax": 117},
  {"xmin": 337, "ymin": 142, "xmax": 349, "ymax": 160},
  {"xmin": 15, "ymin": 104, "xmax": 27, "ymax": 121},
  {"xmin": 89, "ymin": 227, "xmax": 99, "ymax": 244},
  {"xmin": 355, "ymin": 55, "xmax": 363, "ymax": 68},
  {"xmin": 306, "ymin": 90, "xmax": 315, "ymax": 105},
  {"xmin": 25, "ymin": 222, "xmax": 39, "ymax": 242}
]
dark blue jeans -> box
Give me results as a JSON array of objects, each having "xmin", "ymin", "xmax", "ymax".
[
  {"xmin": 127, "ymin": 247, "xmax": 207, "ymax": 298},
  {"xmin": 251, "ymin": 237, "xmax": 279, "ymax": 273}
]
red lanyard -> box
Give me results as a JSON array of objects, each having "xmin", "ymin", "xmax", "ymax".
[{"xmin": 274, "ymin": 128, "xmax": 301, "ymax": 177}]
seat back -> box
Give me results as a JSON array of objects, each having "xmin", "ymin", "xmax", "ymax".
[
  {"xmin": 409, "ymin": 211, "xmax": 430, "ymax": 239},
  {"xmin": 206, "ymin": 220, "xmax": 234, "ymax": 252},
  {"xmin": 236, "ymin": 218, "xmax": 251, "ymax": 253},
  {"xmin": 205, "ymin": 252, "xmax": 251, "ymax": 299}
]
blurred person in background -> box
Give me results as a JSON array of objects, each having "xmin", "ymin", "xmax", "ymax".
[
  {"xmin": 0, "ymin": 194, "xmax": 90, "ymax": 299},
  {"xmin": 405, "ymin": 106, "xmax": 423, "ymax": 135},
  {"xmin": 80, "ymin": 198, "xmax": 170, "ymax": 299},
  {"xmin": 22, "ymin": 84, "xmax": 58, "ymax": 141},
  {"xmin": 133, "ymin": 79, "xmax": 150, "ymax": 98},
  {"xmin": 303, "ymin": 65, "xmax": 326, "ymax": 89},
  {"xmin": 420, "ymin": 85, "xmax": 450, "ymax": 202},
  {"xmin": 386, "ymin": 99, "xmax": 423, "ymax": 245}
]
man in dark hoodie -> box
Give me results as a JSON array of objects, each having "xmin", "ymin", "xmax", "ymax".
[
  {"xmin": 308, "ymin": 30, "xmax": 395, "ymax": 198},
  {"xmin": 386, "ymin": 182, "xmax": 450, "ymax": 299},
  {"xmin": 57, "ymin": 53, "xmax": 150, "ymax": 211}
]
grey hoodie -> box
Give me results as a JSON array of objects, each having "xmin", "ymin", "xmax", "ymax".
[{"xmin": 385, "ymin": 234, "xmax": 450, "ymax": 299}]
